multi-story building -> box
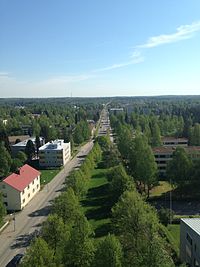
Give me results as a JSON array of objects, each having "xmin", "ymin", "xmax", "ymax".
[
  {"xmin": 162, "ymin": 137, "xmax": 188, "ymax": 147},
  {"xmin": 153, "ymin": 146, "xmax": 200, "ymax": 176},
  {"xmin": 11, "ymin": 136, "xmax": 45, "ymax": 156},
  {"xmin": 0, "ymin": 164, "xmax": 41, "ymax": 211},
  {"xmin": 180, "ymin": 218, "xmax": 200, "ymax": 267},
  {"xmin": 39, "ymin": 139, "xmax": 71, "ymax": 168}
]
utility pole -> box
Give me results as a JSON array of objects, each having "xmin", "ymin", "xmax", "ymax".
[
  {"xmin": 169, "ymin": 178, "xmax": 172, "ymax": 224},
  {"xmin": 13, "ymin": 212, "xmax": 16, "ymax": 232}
]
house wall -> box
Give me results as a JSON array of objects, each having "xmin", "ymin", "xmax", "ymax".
[
  {"xmin": 0, "ymin": 175, "xmax": 40, "ymax": 211},
  {"xmin": 20, "ymin": 175, "xmax": 40, "ymax": 209},
  {"xmin": 0, "ymin": 183, "xmax": 21, "ymax": 210},
  {"xmin": 180, "ymin": 220, "xmax": 200, "ymax": 267}
]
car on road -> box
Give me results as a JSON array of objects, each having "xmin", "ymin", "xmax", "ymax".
[{"xmin": 5, "ymin": 253, "xmax": 24, "ymax": 267}]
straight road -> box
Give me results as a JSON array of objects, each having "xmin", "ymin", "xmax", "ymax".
[{"xmin": 0, "ymin": 140, "xmax": 93, "ymax": 267}]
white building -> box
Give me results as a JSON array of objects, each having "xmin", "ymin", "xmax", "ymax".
[
  {"xmin": 39, "ymin": 139, "xmax": 71, "ymax": 168},
  {"xmin": 0, "ymin": 164, "xmax": 41, "ymax": 211},
  {"xmin": 180, "ymin": 218, "xmax": 200, "ymax": 266}
]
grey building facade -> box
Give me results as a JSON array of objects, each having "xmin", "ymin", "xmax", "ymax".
[{"xmin": 180, "ymin": 218, "xmax": 200, "ymax": 267}]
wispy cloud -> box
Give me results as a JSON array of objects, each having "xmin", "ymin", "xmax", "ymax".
[
  {"xmin": 0, "ymin": 72, "xmax": 10, "ymax": 78},
  {"xmin": 137, "ymin": 20, "xmax": 200, "ymax": 48},
  {"xmin": 92, "ymin": 57, "xmax": 144, "ymax": 72}
]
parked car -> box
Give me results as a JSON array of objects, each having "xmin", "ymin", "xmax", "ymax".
[{"xmin": 5, "ymin": 253, "xmax": 24, "ymax": 267}]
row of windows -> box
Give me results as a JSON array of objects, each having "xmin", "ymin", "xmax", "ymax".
[{"xmin": 22, "ymin": 184, "xmax": 39, "ymax": 204}]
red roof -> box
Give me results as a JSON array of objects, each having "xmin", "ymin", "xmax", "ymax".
[{"xmin": 3, "ymin": 164, "xmax": 40, "ymax": 192}]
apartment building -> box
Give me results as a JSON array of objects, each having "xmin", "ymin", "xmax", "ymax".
[
  {"xmin": 153, "ymin": 146, "xmax": 200, "ymax": 176},
  {"xmin": 0, "ymin": 164, "xmax": 41, "ymax": 211},
  {"xmin": 39, "ymin": 139, "xmax": 71, "ymax": 168},
  {"xmin": 180, "ymin": 218, "xmax": 200, "ymax": 267},
  {"xmin": 11, "ymin": 136, "xmax": 45, "ymax": 155},
  {"xmin": 162, "ymin": 137, "xmax": 188, "ymax": 147}
]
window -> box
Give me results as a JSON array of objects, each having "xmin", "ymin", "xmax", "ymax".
[
  {"xmin": 27, "ymin": 185, "xmax": 30, "ymax": 189},
  {"xmin": 22, "ymin": 190, "xmax": 25, "ymax": 195},
  {"xmin": 2, "ymin": 184, "xmax": 5, "ymax": 189},
  {"xmin": 33, "ymin": 188, "xmax": 35, "ymax": 193},
  {"xmin": 23, "ymin": 199, "xmax": 25, "ymax": 203},
  {"xmin": 28, "ymin": 193, "xmax": 30, "ymax": 198},
  {"xmin": 32, "ymin": 180, "xmax": 34, "ymax": 185},
  {"xmin": 4, "ymin": 202, "xmax": 8, "ymax": 206},
  {"xmin": 37, "ymin": 184, "xmax": 39, "ymax": 189},
  {"xmin": 186, "ymin": 233, "xmax": 192, "ymax": 245},
  {"xmin": 3, "ymin": 193, "xmax": 7, "ymax": 198}
]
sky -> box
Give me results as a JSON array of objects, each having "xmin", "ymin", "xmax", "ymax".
[{"xmin": 1, "ymin": 0, "xmax": 200, "ymax": 98}]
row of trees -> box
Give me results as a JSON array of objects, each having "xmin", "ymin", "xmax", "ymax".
[
  {"xmin": 110, "ymin": 119, "xmax": 158, "ymax": 197},
  {"xmin": 21, "ymin": 143, "xmax": 103, "ymax": 266}
]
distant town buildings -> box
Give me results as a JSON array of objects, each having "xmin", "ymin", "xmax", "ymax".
[
  {"xmin": 153, "ymin": 137, "xmax": 200, "ymax": 176},
  {"xmin": 0, "ymin": 164, "xmax": 41, "ymax": 211},
  {"xmin": 180, "ymin": 218, "xmax": 200, "ymax": 267},
  {"xmin": 39, "ymin": 139, "xmax": 71, "ymax": 168}
]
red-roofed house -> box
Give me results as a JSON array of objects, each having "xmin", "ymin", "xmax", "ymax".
[{"xmin": 0, "ymin": 164, "xmax": 41, "ymax": 211}]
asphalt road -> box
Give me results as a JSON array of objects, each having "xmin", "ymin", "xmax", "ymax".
[{"xmin": 0, "ymin": 140, "xmax": 93, "ymax": 267}]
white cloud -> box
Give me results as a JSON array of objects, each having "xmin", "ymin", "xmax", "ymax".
[{"xmin": 137, "ymin": 21, "xmax": 200, "ymax": 48}]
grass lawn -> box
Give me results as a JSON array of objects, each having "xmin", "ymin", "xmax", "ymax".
[
  {"xmin": 167, "ymin": 224, "xmax": 180, "ymax": 249},
  {"xmin": 81, "ymin": 167, "xmax": 112, "ymax": 238},
  {"xmin": 40, "ymin": 169, "xmax": 61, "ymax": 184},
  {"xmin": 150, "ymin": 181, "xmax": 173, "ymax": 198}
]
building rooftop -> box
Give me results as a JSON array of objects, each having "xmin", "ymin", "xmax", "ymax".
[
  {"xmin": 12, "ymin": 137, "xmax": 44, "ymax": 147},
  {"xmin": 39, "ymin": 139, "xmax": 69, "ymax": 151},
  {"xmin": 181, "ymin": 218, "xmax": 200, "ymax": 236},
  {"xmin": 9, "ymin": 135, "xmax": 30, "ymax": 144},
  {"xmin": 153, "ymin": 146, "xmax": 200, "ymax": 154},
  {"xmin": 162, "ymin": 137, "xmax": 188, "ymax": 142},
  {"xmin": 3, "ymin": 164, "xmax": 40, "ymax": 192},
  {"xmin": 152, "ymin": 147, "xmax": 175, "ymax": 153}
]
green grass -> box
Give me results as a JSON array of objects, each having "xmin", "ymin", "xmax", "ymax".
[
  {"xmin": 167, "ymin": 224, "xmax": 180, "ymax": 249},
  {"xmin": 81, "ymin": 167, "xmax": 112, "ymax": 238},
  {"xmin": 40, "ymin": 169, "xmax": 61, "ymax": 184},
  {"xmin": 150, "ymin": 181, "xmax": 173, "ymax": 198}
]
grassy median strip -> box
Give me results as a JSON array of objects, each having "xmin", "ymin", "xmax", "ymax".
[{"xmin": 81, "ymin": 167, "xmax": 112, "ymax": 238}]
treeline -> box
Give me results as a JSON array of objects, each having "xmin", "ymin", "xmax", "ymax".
[{"xmin": 110, "ymin": 96, "xmax": 200, "ymax": 145}]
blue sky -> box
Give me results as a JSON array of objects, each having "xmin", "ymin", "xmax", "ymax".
[{"xmin": 1, "ymin": 0, "xmax": 200, "ymax": 97}]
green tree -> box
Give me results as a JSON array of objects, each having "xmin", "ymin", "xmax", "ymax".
[
  {"xmin": 93, "ymin": 234, "xmax": 123, "ymax": 267},
  {"xmin": 0, "ymin": 193, "xmax": 6, "ymax": 224},
  {"xmin": 64, "ymin": 215, "xmax": 94, "ymax": 267},
  {"xmin": 35, "ymin": 135, "xmax": 41, "ymax": 157},
  {"xmin": 130, "ymin": 135, "xmax": 158, "ymax": 197},
  {"xmin": 16, "ymin": 151, "xmax": 27, "ymax": 163},
  {"xmin": 112, "ymin": 189, "xmax": 172, "ymax": 267},
  {"xmin": 25, "ymin": 140, "xmax": 35, "ymax": 161},
  {"xmin": 21, "ymin": 238, "xmax": 56, "ymax": 267},
  {"xmin": 10, "ymin": 158, "xmax": 23, "ymax": 172},
  {"xmin": 107, "ymin": 164, "xmax": 132, "ymax": 201},
  {"xmin": 150, "ymin": 120, "xmax": 161, "ymax": 147},
  {"xmin": 166, "ymin": 147, "xmax": 192, "ymax": 186},
  {"xmin": 42, "ymin": 214, "xmax": 68, "ymax": 252},
  {"xmin": 0, "ymin": 142, "xmax": 12, "ymax": 177},
  {"xmin": 52, "ymin": 188, "xmax": 82, "ymax": 224}
]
